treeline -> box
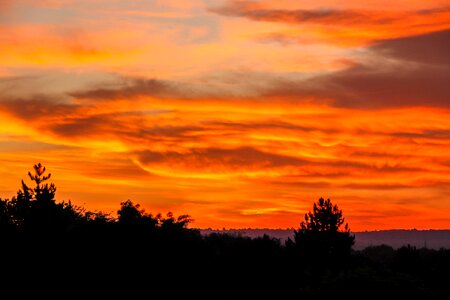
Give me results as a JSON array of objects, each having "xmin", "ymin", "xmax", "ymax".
[{"xmin": 0, "ymin": 164, "xmax": 449, "ymax": 299}]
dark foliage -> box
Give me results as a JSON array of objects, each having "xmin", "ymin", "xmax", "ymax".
[{"xmin": 0, "ymin": 164, "xmax": 448, "ymax": 299}]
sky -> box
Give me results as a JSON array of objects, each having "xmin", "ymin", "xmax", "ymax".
[{"xmin": 0, "ymin": 0, "xmax": 449, "ymax": 230}]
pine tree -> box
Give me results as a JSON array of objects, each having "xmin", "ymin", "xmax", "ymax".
[
  {"xmin": 21, "ymin": 163, "xmax": 56, "ymax": 203},
  {"xmin": 11, "ymin": 163, "xmax": 82, "ymax": 233},
  {"xmin": 289, "ymin": 198, "xmax": 355, "ymax": 269}
]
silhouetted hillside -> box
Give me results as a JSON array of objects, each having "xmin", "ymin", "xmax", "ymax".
[
  {"xmin": 201, "ymin": 229, "xmax": 450, "ymax": 250},
  {"xmin": 355, "ymin": 230, "xmax": 450, "ymax": 249}
]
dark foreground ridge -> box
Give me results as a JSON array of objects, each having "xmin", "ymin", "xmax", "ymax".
[{"xmin": 1, "ymin": 164, "xmax": 449, "ymax": 299}]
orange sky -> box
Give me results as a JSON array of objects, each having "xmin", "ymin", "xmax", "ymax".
[{"xmin": 1, "ymin": 0, "xmax": 449, "ymax": 230}]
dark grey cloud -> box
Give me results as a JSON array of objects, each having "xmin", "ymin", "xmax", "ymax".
[
  {"xmin": 0, "ymin": 96, "xmax": 78, "ymax": 120},
  {"xmin": 68, "ymin": 76, "xmax": 229, "ymax": 101},
  {"xmin": 69, "ymin": 78, "xmax": 170, "ymax": 100},
  {"xmin": 262, "ymin": 30, "xmax": 450, "ymax": 108},
  {"xmin": 135, "ymin": 146, "xmax": 425, "ymax": 174},
  {"xmin": 136, "ymin": 147, "xmax": 306, "ymax": 169},
  {"xmin": 342, "ymin": 183, "xmax": 411, "ymax": 190},
  {"xmin": 0, "ymin": 94, "xmax": 203, "ymax": 142},
  {"xmin": 392, "ymin": 129, "xmax": 450, "ymax": 140},
  {"xmin": 204, "ymin": 120, "xmax": 317, "ymax": 133},
  {"xmin": 135, "ymin": 125, "xmax": 204, "ymax": 138},
  {"xmin": 210, "ymin": 1, "xmax": 450, "ymax": 31},
  {"xmin": 209, "ymin": 1, "xmax": 391, "ymax": 25},
  {"xmin": 47, "ymin": 114, "xmax": 208, "ymax": 144},
  {"xmin": 372, "ymin": 29, "xmax": 450, "ymax": 65},
  {"xmin": 317, "ymin": 63, "xmax": 449, "ymax": 108},
  {"xmin": 48, "ymin": 113, "xmax": 137, "ymax": 137},
  {"xmin": 327, "ymin": 160, "xmax": 423, "ymax": 173}
]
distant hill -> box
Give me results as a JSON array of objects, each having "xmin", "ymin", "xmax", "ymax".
[
  {"xmin": 200, "ymin": 229, "xmax": 450, "ymax": 250},
  {"xmin": 353, "ymin": 230, "xmax": 450, "ymax": 250}
]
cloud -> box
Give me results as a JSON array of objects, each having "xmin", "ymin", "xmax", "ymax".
[
  {"xmin": 204, "ymin": 120, "xmax": 317, "ymax": 133},
  {"xmin": 136, "ymin": 147, "xmax": 305, "ymax": 173},
  {"xmin": 69, "ymin": 78, "xmax": 170, "ymax": 100},
  {"xmin": 210, "ymin": 2, "xmax": 387, "ymax": 26},
  {"xmin": 0, "ymin": 97, "xmax": 77, "ymax": 120},
  {"xmin": 210, "ymin": 1, "xmax": 450, "ymax": 28},
  {"xmin": 372, "ymin": 29, "xmax": 450, "ymax": 65},
  {"xmin": 342, "ymin": 183, "xmax": 413, "ymax": 190},
  {"xmin": 392, "ymin": 129, "xmax": 450, "ymax": 140},
  {"xmin": 210, "ymin": 1, "xmax": 450, "ymax": 46},
  {"xmin": 47, "ymin": 113, "xmax": 137, "ymax": 137},
  {"xmin": 50, "ymin": 118, "xmax": 206, "ymax": 146},
  {"xmin": 79, "ymin": 157, "xmax": 152, "ymax": 180},
  {"xmin": 320, "ymin": 65, "xmax": 449, "ymax": 108},
  {"xmin": 133, "ymin": 145, "xmax": 427, "ymax": 180},
  {"xmin": 68, "ymin": 76, "xmax": 233, "ymax": 102},
  {"xmin": 262, "ymin": 30, "xmax": 450, "ymax": 108},
  {"xmin": 0, "ymin": 0, "xmax": 12, "ymax": 9}
]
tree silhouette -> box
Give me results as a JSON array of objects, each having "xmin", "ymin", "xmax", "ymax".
[
  {"xmin": 117, "ymin": 200, "xmax": 194, "ymax": 231},
  {"xmin": 0, "ymin": 197, "xmax": 14, "ymax": 234},
  {"xmin": 117, "ymin": 199, "xmax": 158, "ymax": 230},
  {"xmin": 159, "ymin": 212, "xmax": 193, "ymax": 230},
  {"xmin": 289, "ymin": 198, "xmax": 355, "ymax": 269},
  {"xmin": 1, "ymin": 165, "xmax": 450, "ymax": 299},
  {"xmin": 8, "ymin": 163, "xmax": 83, "ymax": 233},
  {"xmin": 24, "ymin": 162, "xmax": 56, "ymax": 202},
  {"xmin": 118, "ymin": 200, "xmax": 145, "ymax": 223},
  {"xmin": 301, "ymin": 197, "xmax": 350, "ymax": 233}
]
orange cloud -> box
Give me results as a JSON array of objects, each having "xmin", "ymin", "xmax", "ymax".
[
  {"xmin": 2, "ymin": 82, "xmax": 449, "ymax": 230},
  {"xmin": 211, "ymin": 1, "xmax": 450, "ymax": 46},
  {"xmin": 0, "ymin": 25, "xmax": 146, "ymax": 69}
]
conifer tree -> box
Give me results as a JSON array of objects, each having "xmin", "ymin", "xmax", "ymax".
[{"xmin": 289, "ymin": 198, "xmax": 355, "ymax": 268}]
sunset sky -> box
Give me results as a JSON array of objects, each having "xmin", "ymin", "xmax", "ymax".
[{"xmin": 0, "ymin": 0, "xmax": 449, "ymax": 230}]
